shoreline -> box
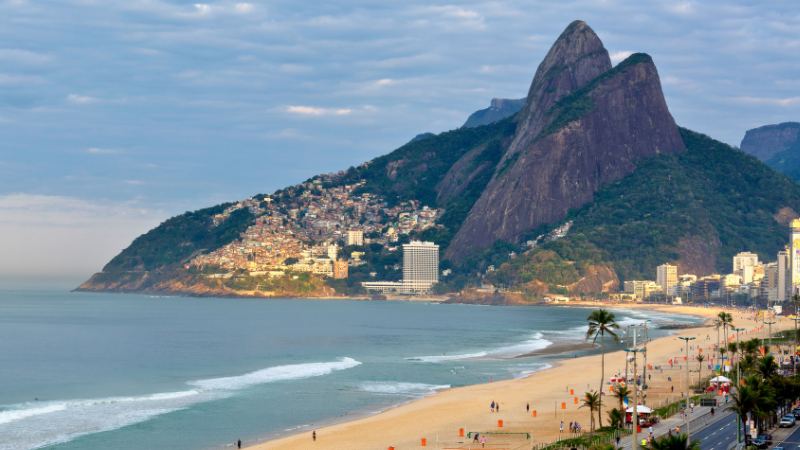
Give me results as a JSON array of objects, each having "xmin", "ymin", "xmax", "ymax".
[{"xmin": 234, "ymin": 303, "xmax": 746, "ymax": 450}]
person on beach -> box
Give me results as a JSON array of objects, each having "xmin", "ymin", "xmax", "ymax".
[
  {"xmin": 490, "ymin": 401, "xmax": 495, "ymax": 412},
  {"xmin": 237, "ymin": 439, "xmax": 241, "ymax": 449},
  {"xmin": 496, "ymin": 402, "xmax": 500, "ymax": 412},
  {"xmin": 569, "ymin": 422, "xmax": 573, "ymax": 433},
  {"xmin": 560, "ymin": 421, "xmax": 564, "ymax": 433},
  {"xmin": 527, "ymin": 403, "xmax": 530, "ymax": 412},
  {"xmin": 481, "ymin": 436, "xmax": 486, "ymax": 448},
  {"xmin": 474, "ymin": 433, "xmax": 480, "ymax": 443},
  {"xmin": 312, "ymin": 431, "xmax": 316, "ymax": 442}
]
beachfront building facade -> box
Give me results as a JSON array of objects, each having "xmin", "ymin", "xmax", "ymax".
[
  {"xmin": 362, "ymin": 241, "xmax": 439, "ymax": 295},
  {"xmin": 333, "ymin": 261, "xmax": 348, "ymax": 279},
  {"xmin": 733, "ymin": 251, "xmax": 760, "ymax": 274},
  {"xmin": 656, "ymin": 264, "xmax": 677, "ymax": 295},
  {"xmin": 793, "ymin": 219, "xmax": 800, "ymax": 295},
  {"xmin": 779, "ymin": 250, "xmax": 790, "ymax": 301}
]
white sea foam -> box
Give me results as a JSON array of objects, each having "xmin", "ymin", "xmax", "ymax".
[
  {"xmin": 409, "ymin": 332, "xmax": 552, "ymax": 362},
  {"xmin": 0, "ymin": 358, "xmax": 361, "ymax": 450},
  {"xmin": 359, "ymin": 382, "xmax": 450, "ymax": 396},
  {"xmin": 188, "ymin": 357, "xmax": 362, "ymax": 390}
]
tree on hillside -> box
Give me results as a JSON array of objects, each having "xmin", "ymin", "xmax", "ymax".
[{"xmin": 586, "ymin": 309, "xmax": 620, "ymax": 428}]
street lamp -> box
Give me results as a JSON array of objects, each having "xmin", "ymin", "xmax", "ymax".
[
  {"xmin": 642, "ymin": 320, "xmax": 652, "ymax": 399},
  {"xmin": 764, "ymin": 321, "xmax": 776, "ymax": 354},
  {"xmin": 624, "ymin": 348, "xmax": 646, "ymax": 450},
  {"xmin": 732, "ymin": 327, "xmax": 745, "ymax": 444},
  {"xmin": 679, "ymin": 336, "xmax": 696, "ymax": 442}
]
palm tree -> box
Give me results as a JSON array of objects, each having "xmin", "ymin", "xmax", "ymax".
[
  {"xmin": 696, "ymin": 354, "xmax": 706, "ymax": 388},
  {"xmin": 606, "ymin": 408, "xmax": 625, "ymax": 429},
  {"xmin": 580, "ymin": 390, "xmax": 602, "ymax": 432},
  {"xmin": 613, "ymin": 384, "xmax": 631, "ymax": 412},
  {"xmin": 650, "ymin": 433, "xmax": 701, "ymax": 450},
  {"xmin": 586, "ymin": 309, "xmax": 620, "ymax": 428},
  {"xmin": 718, "ymin": 312, "xmax": 734, "ymax": 360}
]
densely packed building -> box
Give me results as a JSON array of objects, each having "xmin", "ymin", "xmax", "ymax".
[{"xmin": 189, "ymin": 176, "xmax": 442, "ymax": 278}]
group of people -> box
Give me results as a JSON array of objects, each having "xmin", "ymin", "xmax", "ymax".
[
  {"xmin": 559, "ymin": 421, "xmax": 583, "ymax": 433},
  {"xmin": 490, "ymin": 400, "xmax": 500, "ymax": 412},
  {"xmin": 472, "ymin": 433, "xmax": 487, "ymax": 448}
]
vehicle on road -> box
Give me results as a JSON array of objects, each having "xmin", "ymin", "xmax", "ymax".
[
  {"xmin": 793, "ymin": 408, "xmax": 800, "ymax": 419},
  {"xmin": 756, "ymin": 434, "xmax": 773, "ymax": 442},
  {"xmin": 751, "ymin": 439, "xmax": 769, "ymax": 449},
  {"xmin": 779, "ymin": 415, "xmax": 795, "ymax": 427}
]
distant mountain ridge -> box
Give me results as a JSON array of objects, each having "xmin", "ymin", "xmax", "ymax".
[
  {"xmin": 741, "ymin": 122, "xmax": 800, "ymax": 180},
  {"xmin": 462, "ymin": 98, "xmax": 526, "ymax": 128},
  {"xmin": 77, "ymin": 20, "xmax": 800, "ymax": 299}
]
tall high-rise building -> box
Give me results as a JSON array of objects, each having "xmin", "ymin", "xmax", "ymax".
[
  {"xmin": 347, "ymin": 230, "xmax": 364, "ymax": 246},
  {"xmin": 733, "ymin": 252, "xmax": 760, "ymax": 273},
  {"xmin": 779, "ymin": 250, "xmax": 789, "ymax": 301},
  {"xmin": 402, "ymin": 241, "xmax": 439, "ymax": 293},
  {"xmin": 333, "ymin": 260, "xmax": 348, "ymax": 279},
  {"xmin": 328, "ymin": 244, "xmax": 339, "ymax": 261},
  {"xmin": 793, "ymin": 219, "xmax": 800, "ymax": 295},
  {"xmin": 656, "ymin": 264, "xmax": 678, "ymax": 294},
  {"xmin": 765, "ymin": 263, "xmax": 778, "ymax": 290}
]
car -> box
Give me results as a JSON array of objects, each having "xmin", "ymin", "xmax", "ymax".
[
  {"xmin": 793, "ymin": 409, "xmax": 800, "ymax": 419},
  {"xmin": 779, "ymin": 416, "xmax": 795, "ymax": 427},
  {"xmin": 773, "ymin": 446, "xmax": 785, "ymax": 450},
  {"xmin": 751, "ymin": 439, "xmax": 769, "ymax": 449}
]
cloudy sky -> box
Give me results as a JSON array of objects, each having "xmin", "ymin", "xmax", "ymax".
[{"xmin": 1, "ymin": 0, "xmax": 799, "ymax": 282}]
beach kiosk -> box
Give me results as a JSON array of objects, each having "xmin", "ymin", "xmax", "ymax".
[{"xmin": 626, "ymin": 405, "xmax": 657, "ymax": 427}]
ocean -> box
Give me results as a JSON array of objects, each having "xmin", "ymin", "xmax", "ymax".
[{"xmin": 0, "ymin": 289, "xmax": 704, "ymax": 450}]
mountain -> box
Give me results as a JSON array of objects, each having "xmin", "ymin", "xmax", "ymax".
[
  {"xmin": 408, "ymin": 132, "xmax": 435, "ymax": 143},
  {"xmin": 445, "ymin": 21, "xmax": 685, "ymax": 260},
  {"xmin": 741, "ymin": 122, "xmax": 800, "ymax": 180},
  {"xmin": 78, "ymin": 20, "xmax": 800, "ymax": 299},
  {"xmin": 462, "ymin": 98, "xmax": 526, "ymax": 128}
]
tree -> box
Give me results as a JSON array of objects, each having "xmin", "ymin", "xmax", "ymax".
[
  {"xmin": 580, "ymin": 390, "xmax": 602, "ymax": 432},
  {"xmin": 586, "ymin": 309, "xmax": 620, "ymax": 428},
  {"xmin": 607, "ymin": 407, "xmax": 625, "ymax": 429},
  {"xmin": 613, "ymin": 384, "xmax": 631, "ymax": 419},
  {"xmin": 696, "ymin": 354, "xmax": 706, "ymax": 387},
  {"xmin": 650, "ymin": 433, "xmax": 701, "ymax": 450}
]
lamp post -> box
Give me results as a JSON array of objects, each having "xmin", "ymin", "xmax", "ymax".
[
  {"xmin": 791, "ymin": 317, "xmax": 800, "ymax": 376},
  {"xmin": 764, "ymin": 321, "xmax": 776, "ymax": 354},
  {"xmin": 642, "ymin": 320, "xmax": 652, "ymax": 400},
  {"xmin": 732, "ymin": 327, "xmax": 745, "ymax": 444},
  {"xmin": 625, "ymin": 348, "xmax": 645, "ymax": 450},
  {"xmin": 679, "ymin": 336, "xmax": 696, "ymax": 442}
]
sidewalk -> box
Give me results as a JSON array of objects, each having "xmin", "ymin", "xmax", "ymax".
[{"xmin": 617, "ymin": 396, "xmax": 733, "ymax": 450}]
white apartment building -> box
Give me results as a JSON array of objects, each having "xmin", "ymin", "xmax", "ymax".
[
  {"xmin": 347, "ymin": 230, "xmax": 364, "ymax": 246},
  {"xmin": 402, "ymin": 241, "xmax": 439, "ymax": 293},
  {"xmin": 733, "ymin": 252, "xmax": 760, "ymax": 273},
  {"xmin": 362, "ymin": 240, "xmax": 439, "ymax": 294},
  {"xmin": 656, "ymin": 264, "xmax": 678, "ymax": 294},
  {"xmin": 779, "ymin": 250, "xmax": 789, "ymax": 301}
]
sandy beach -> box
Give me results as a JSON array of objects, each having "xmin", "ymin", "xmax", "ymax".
[{"xmin": 243, "ymin": 304, "xmax": 794, "ymax": 450}]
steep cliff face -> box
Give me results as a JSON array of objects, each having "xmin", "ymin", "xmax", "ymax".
[
  {"xmin": 741, "ymin": 122, "xmax": 800, "ymax": 161},
  {"xmin": 445, "ymin": 22, "xmax": 685, "ymax": 261}
]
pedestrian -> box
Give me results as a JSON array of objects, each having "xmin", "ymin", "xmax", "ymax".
[
  {"xmin": 238, "ymin": 439, "xmax": 242, "ymax": 449},
  {"xmin": 491, "ymin": 401, "xmax": 495, "ymax": 412},
  {"xmin": 711, "ymin": 407, "xmax": 715, "ymax": 416},
  {"xmin": 671, "ymin": 385, "xmax": 674, "ymax": 393},
  {"xmin": 527, "ymin": 403, "xmax": 530, "ymax": 412},
  {"xmin": 616, "ymin": 436, "xmax": 621, "ymax": 447},
  {"xmin": 496, "ymin": 402, "xmax": 500, "ymax": 412},
  {"xmin": 560, "ymin": 421, "xmax": 564, "ymax": 433},
  {"xmin": 649, "ymin": 426, "xmax": 653, "ymax": 436},
  {"xmin": 676, "ymin": 426, "xmax": 680, "ymax": 433},
  {"xmin": 474, "ymin": 433, "xmax": 479, "ymax": 443},
  {"xmin": 481, "ymin": 436, "xmax": 486, "ymax": 448},
  {"xmin": 312, "ymin": 431, "xmax": 316, "ymax": 442},
  {"xmin": 641, "ymin": 438, "xmax": 647, "ymax": 448}
]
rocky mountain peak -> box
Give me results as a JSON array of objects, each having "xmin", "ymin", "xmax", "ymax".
[{"xmin": 505, "ymin": 21, "xmax": 611, "ymax": 161}]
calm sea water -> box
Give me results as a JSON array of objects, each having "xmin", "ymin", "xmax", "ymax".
[{"xmin": 0, "ymin": 290, "xmax": 703, "ymax": 450}]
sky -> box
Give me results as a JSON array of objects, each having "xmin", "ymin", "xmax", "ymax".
[{"xmin": 1, "ymin": 0, "xmax": 799, "ymax": 281}]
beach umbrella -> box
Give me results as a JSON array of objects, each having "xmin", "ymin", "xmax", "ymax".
[{"xmin": 710, "ymin": 376, "xmax": 731, "ymax": 382}]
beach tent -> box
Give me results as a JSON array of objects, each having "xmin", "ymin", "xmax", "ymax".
[
  {"xmin": 626, "ymin": 406, "xmax": 652, "ymax": 414},
  {"xmin": 710, "ymin": 376, "xmax": 731, "ymax": 382}
]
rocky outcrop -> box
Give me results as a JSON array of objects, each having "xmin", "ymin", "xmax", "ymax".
[
  {"xmin": 569, "ymin": 264, "xmax": 619, "ymax": 294},
  {"xmin": 462, "ymin": 98, "xmax": 526, "ymax": 128},
  {"xmin": 741, "ymin": 122, "xmax": 800, "ymax": 161},
  {"xmin": 445, "ymin": 21, "xmax": 685, "ymax": 260}
]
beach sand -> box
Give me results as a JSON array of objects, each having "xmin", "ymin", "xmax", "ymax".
[{"xmin": 245, "ymin": 304, "xmax": 792, "ymax": 450}]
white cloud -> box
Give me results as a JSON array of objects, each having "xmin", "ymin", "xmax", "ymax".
[
  {"xmin": 0, "ymin": 49, "xmax": 51, "ymax": 65},
  {"xmin": 610, "ymin": 51, "xmax": 634, "ymax": 64},
  {"xmin": 67, "ymin": 94, "xmax": 97, "ymax": 104},
  {"xmin": 376, "ymin": 78, "xmax": 393, "ymax": 86},
  {"xmin": 0, "ymin": 73, "xmax": 44, "ymax": 84},
  {"xmin": 194, "ymin": 4, "xmax": 211, "ymax": 14},
  {"xmin": 287, "ymin": 106, "xmax": 351, "ymax": 115},
  {"xmin": 86, "ymin": 147, "xmax": 122, "ymax": 154},
  {"xmin": 671, "ymin": 2, "xmax": 695, "ymax": 14},
  {"xmin": 234, "ymin": 3, "xmax": 253, "ymax": 13},
  {"xmin": 731, "ymin": 96, "xmax": 800, "ymax": 106},
  {"xmin": 0, "ymin": 194, "xmax": 165, "ymax": 278}
]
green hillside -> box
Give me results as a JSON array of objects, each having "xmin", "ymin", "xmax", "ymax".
[{"xmin": 485, "ymin": 127, "xmax": 800, "ymax": 290}]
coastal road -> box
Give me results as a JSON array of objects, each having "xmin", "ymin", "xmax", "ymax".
[{"xmin": 693, "ymin": 413, "xmax": 738, "ymax": 450}]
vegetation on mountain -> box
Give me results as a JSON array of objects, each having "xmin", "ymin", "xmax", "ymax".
[
  {"xmin": 103, "ymin": 205, "xmax": 253, "ymax": 272},
  {"xmin": 480, "ymin": 127, "xmax": 800, "ymax": 292}
]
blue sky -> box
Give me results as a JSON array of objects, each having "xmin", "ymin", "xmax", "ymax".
[{"xmin": 1, "ymin": 0, "xmax": 799, "ymax": 280}]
